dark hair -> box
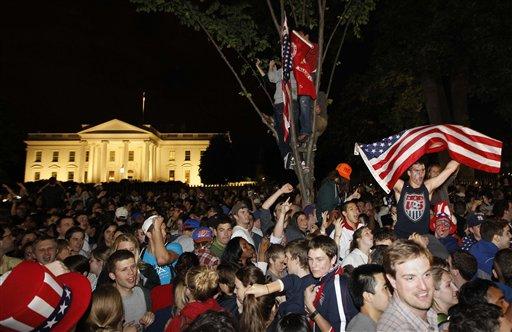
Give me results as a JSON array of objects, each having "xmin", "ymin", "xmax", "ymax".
[
  {"xmin": 458, "ymin": 278, "xmax": 497, "ymax": 306},
  {"xmin": 217, "ymin": 264, "xmax": 237, "ymax": 293},
  {"xmin": 308, "ymin": 235, "xmax": 338, "ymax": 260},
  {"xmin": 220, "ymin": 237, "xmax": 244, "ymax": 269},
  {"xmin": 276, "ymin": 313, "xmax": 311, "ymax": 332},
  {"xmin": 209, "ymin": 214, "xmax": 233, "ymax": 230},
  {"xmin": 451, "ymin": 250, "xmax": 477, "ymax": 281},
  {"xmin": 480, "ymin": 220, "xmax": 508, "ymax": 242},
  {"xmin": 33, "ymin": 235, "xmax": 57, "ymax": 248},
  {"xmin": 106, "ymin": 249, "xmax": 135, "ymax": 275},
  {"xmin": 65, "ymin": 226, "xmax": 85, "ymax": 240},
  {"xmin": 266, "ymin": 244, "xmax": 285, "ymax": 263},
  {"xmin": 96, "ymin": 222, "xmax": 117, "ymax": 248},
  {"xmin": 373, "ymin": 228, "xmax": 396, "ymax": 244},
  {"xmin": 349, "ymin": 226, "xmax": 368, "ymax": 252},
  {"xmin": 349, "ymin": 264, "xmax": 385, "ymax": 309},
  {"xmin": 494, "ymin": 248, "xmax": 512, "ymax": 286},
  {"xmin": 184, "ymin": 310, "xmax": 236, "ymax": 332},
  {"xmin": 63, "ymin": 254, "xmax": 90, "ymax": 274},
  {"xmin": 340, "ymin": 200, "xmax": 357, "ymax": 214},
  {"xmin": 285, "ymin": 239, "xmax": 309, "ymax": 270},
  {"xmin": 493, "ymin": 200, "xmax": 512, "ymax": 220},
  {"xmin": 448, "ymin": 302, "xmax": 502, "ymax": 332},
  {"xmin": 431, "ymin": 256, "xmax": 449, "ymax": 270},
  {"xmin": 291, "ymin": 211, "xmax": 307, "ymax": 228},
  {"xmin": 369, "ymin": 245, "xmax": 388, "ymax": 265},
  {"xmin": 174, "ymin": 252, "xmax": 200, "ymax": 285}
]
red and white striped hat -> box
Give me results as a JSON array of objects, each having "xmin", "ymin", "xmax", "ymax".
[{"xmin": 0, "ymin": 261, "xmax": 91, "ymax": 332}]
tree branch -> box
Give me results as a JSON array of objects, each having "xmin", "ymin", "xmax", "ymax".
[
  {"xmin": 195, "ymin": 17, "xmax": 278, "ymax": 140},
  {"xmin": 287, "ymin": 0, "xmax": 298, "ymax": 27},
  {"xmin": 322, "ymin": 0, "xmax": 352, "ymax": 64},
  {"xmin": 234, "ymin": 48, "xmax": 274, "ymax": 106},
  {"xmin": 326, "ymin": 20, "xmax": 351, "ymax": 98},
  {"xmin": 266, "ymin": 0, "xmax": 281, "ymax": 35}
]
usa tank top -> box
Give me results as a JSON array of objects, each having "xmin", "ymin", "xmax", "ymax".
[{"xmin": 395, "ymin": 183, "xmax": 430, "ymax": 238}]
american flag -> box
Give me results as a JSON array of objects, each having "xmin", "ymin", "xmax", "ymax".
[
  {"xmin": 281, "ymin": 16, "xmax": 292, "ymax": 142},
  {"xmin": 354, "ymin": 124, "xmax": 503, "ymax": 193}
]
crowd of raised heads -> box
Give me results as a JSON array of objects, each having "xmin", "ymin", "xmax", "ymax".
[{"xmin": 0, "ymin": 163, "xmax": 511, "ymax": 332}]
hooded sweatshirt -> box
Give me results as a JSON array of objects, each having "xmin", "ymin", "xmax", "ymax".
[{"xmin": 165, "ymin": 298, "xmax": 223, "ymax": 332}]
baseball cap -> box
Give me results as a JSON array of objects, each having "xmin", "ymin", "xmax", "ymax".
[
  {"xmin": 115, "ymin": 207, "xmax": 128, "ymax": 220},
  {"xmin": 230, "ymin": 202, "xmax": 248, "ymax": 216},
  {"xmin": 467, "ymin": 212, "xmax": 485, "ymax": 227},
  {"xmin": 336, "ymin": 163, "xmax": 352, "ymax": 181},
  {"xmin": 183, "ymin": 218, "xmax": 200, "ymax": 230},
  {"xmin": 142, "ymin": 215, "xmax": 159, "ymax": 234},
  {"xmin": 192, "ymin": 227, "xmax": 213, "ymax": 243}
]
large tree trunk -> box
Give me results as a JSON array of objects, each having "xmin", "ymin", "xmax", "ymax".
[
  {"xmin": 450, "ymin": 68, "xmax": 474, "ymax": 179},
  {"xmin": 422, "ymin": 76, "xmax": 451, "ymax": 125}
]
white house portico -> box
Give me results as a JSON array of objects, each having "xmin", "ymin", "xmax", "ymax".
[{"xmin": 24, "ymin": 119, "xmax": 219, "ymax": 185}]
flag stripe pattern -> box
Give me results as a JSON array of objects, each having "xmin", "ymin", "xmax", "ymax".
[
  {"xmin": 281, "ymin": 16, "xmax": 292, "ymax": 142},
  {"xmin": 354, "ymin": 124, "xmax": 503, "ymax": 193}
]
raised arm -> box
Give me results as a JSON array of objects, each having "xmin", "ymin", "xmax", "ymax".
[
  {"xmin": 425, "ymin": 160, "xmax": 460, "ymax": 193},
  {"xmin": 151, "ymin": 217, "xmax": 179, "ymax": 266},
  {"xmin": 272, "ymin": 198, "xmax": 291, "ymax": 240},
  {"xmin": 392, "ymin": 179, "xmax": 405, "ymax": 203},
  {"xmin": 262, "ymin": 183, "xmax": 293, "ymax": 210}
]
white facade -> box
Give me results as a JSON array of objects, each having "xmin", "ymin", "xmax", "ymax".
[{"xmin": 24, "ymin": 119, "xmax": 219, "ymax": 185}]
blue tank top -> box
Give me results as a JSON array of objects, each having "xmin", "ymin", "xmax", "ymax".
[{"xmin": 395, "ymin": 183, "xmax": 430, "ymax": 238}]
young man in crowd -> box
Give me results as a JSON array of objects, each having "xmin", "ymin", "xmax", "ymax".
[
  {"xmin": 449, "ymin": 302, "xmax": 512, "ymax": 332},
  {"xmin": 65, "ymin": 226, "xmax": 86, "ymax": 256},
  {"xmin": 56, "ymin": 216, "xmax": 75, "ymax": 239},
  {"xmin": 304, "ymin": 235, "xmax": 358, "ymax": 332},
  {"xmin": 245, "ymin": 239, "xmax": 316, "ymax": 317},
  {"xmin": 209, "ymin": 214, "xmax": 233, "ymax": 258},
  {"xmin": 378, "ymin": 239, "xmax": 438, "ymax": 331},
  {"xmin": 330, "ymin": 200, "xmax": 361, "ymax": 261},
  {"xmin": 347, "ymin": 264, "xmax": 391, "ymax": 331},
  {"xmin": 458, "ymin": 278, "xmax": 510, "ymax": 314},
  {"xmin": 469, "ymin": 220, "xmax": 511, "ymax": 279},
  {"xmin": 461, "ymin": 212, "xmax": 485, "ymax": 251},
  {"xmin": 230, "ymin": 201, "xmax": 258, "ymax": 248},
  {"xmin": 392, "ymin": 159, "xmax": 459, "ymax": 238},
  {"xmin": 107, "ymin": 249, "xmax": 155, "ymax": 328},
  {"xmin": 448, "ymin": 250, "xmax": 477, "ymax": 289},
  {"xmin": 33, "ymin": 235, "xmax": 58, "ymax": 265},
  {"xmin": 141, "ymin": 215, "xmax": 182, "ymax": 285}
]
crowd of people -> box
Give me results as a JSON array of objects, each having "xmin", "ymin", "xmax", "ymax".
[{"xmin": 0, "ymin": 159, "xmax": 511, "ymax": 332}]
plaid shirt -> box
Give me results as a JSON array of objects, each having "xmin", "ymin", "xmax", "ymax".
[
  {"xmin": 195, "ymin": 248, "xmax": 219, "ymax": 268},
  {"xmin": 377, "ymin": 293, "xmax": 438, "ymax": 332}
]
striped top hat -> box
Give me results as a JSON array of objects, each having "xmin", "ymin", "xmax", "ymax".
[{"xmin": 0, "ymin": 261, "xmax": 91, "ymax": 332}]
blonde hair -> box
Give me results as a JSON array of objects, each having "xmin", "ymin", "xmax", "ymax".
[
  {"xmin": 174, "ymin": 281, "xmax": 188, "ymax": 312},
  {"xmin": 185, "ymin": 266, "xmax": 219, "ymax": 301},
  {"xmin": 87, "ymin": 285, "xmax": 124, "ymax": 331},
  {"xmin": 112, "ymin": 233, "xmax": 140, "ymax": 263}
]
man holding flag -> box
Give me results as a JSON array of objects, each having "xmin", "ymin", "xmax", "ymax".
[
  {"xmin": 354, "ymin": 124, "xmax": 503, "ymax": 239},
  {"xmin": 393, "ymin": 159, "xmax": 459, "ymax": 238}
]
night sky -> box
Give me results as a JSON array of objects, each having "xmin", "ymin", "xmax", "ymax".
[{"xmin": 1, "ymin": 0, "xmax": 266, "ymax": 137}]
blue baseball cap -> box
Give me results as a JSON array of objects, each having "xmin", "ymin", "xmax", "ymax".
[{"xmin": 183, "ymin": 218, "xmax": 200, "ymax": 230}]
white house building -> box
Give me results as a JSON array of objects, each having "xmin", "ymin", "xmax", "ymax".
[{"xmin": 24, "ymin": 119, "xmax": 219, "ymax": 185}]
